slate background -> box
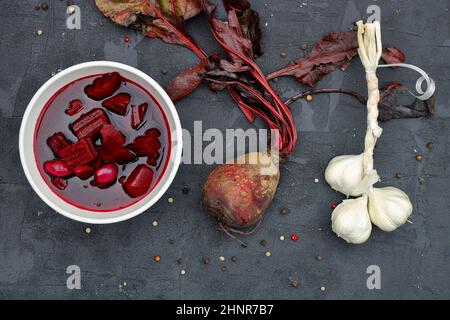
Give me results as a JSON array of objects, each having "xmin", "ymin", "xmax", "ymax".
[{"xmin": 1, "ymin": 0, "xmax": 449, "ymax": 299}]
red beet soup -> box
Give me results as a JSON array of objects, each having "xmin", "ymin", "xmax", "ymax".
[{"xmin": 34, "ymin": 72, "xmax": 171, "ymax": 211}]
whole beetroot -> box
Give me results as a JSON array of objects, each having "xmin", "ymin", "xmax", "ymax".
[{"xmin": 202, "ymin": 152, "xmax": 280, "ymax": 229}]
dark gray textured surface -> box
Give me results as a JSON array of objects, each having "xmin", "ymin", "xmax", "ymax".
[{"xmin": 1, "ymin": 0, "xmax": 449, "ymax": 299}]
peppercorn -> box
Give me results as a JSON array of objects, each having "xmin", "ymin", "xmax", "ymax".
[
  {"xmin": 167, "ymin": 196, "xmax": 174, "ymax": 203},
  {"xmin": 153, "ymin": 255, "xmax": 161, "ymax": 262},
  {"xmin": 426, "ymin": 142, "xmax": 433, "ymax": 150},
  {"xmin": 300, "ymin": 43, "xmax": 308, "ymax": 50},
  {"xmin": 84, "ymin": 227, "xmax": 91, "ymax": 234},
  {"xmin": 265, "ymin": 251, "xmax": 272, "ymax": 257},
  {"xmin": 259, "ymin": 240, "xmax": 267, "ymax": 247},
  {"xmin": 395, "ymin": 173, "xmax": 402, "ymax": 179},
  {"xmin": 231, "ymin": 256, "xmax": 238, "ymax": 262},
  {"xmin": 280, "ymin": 52, "xmax": 287, "ymax": 58},
  {"xmin": 182, "ymin": 186, "xmax": 190, "ymax": 194},
  {"xmin": 168, "ymin": 239, "xmax": 176, "ymax": 245},
  {"xmin": 202, "ymin": 256, "xmax": 210, "ymax": 265},
  {"xmin": 290, "ymin": 279, "xmax": 300, "ymax": 288},
  {"xmin": 280, "ymin": 207, "xmax": 290, "ymax": 215},
  {"xmin": 415, "ymin": 154, "xmax": 423, "ymax": 161},
  {"xmin": 221, "ymin": 266, "xmax": 227, "ymax": 272},
  {"xmin": 41, "ymin": 2, "xmax": 49, "ymax": 10},
  {"xmin": 315, "ymin": 255, "xmax": 322, "ymax": 261},
  {"xmin": 306, "ymin": 95, "xmax": 313, "ymax": 102}
]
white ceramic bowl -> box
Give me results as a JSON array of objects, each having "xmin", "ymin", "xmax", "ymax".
[{"xmin": 19, "ymin": 61, "xmax": 182, "ymax": 224}]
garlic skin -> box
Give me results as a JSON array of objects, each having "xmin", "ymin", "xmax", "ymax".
[
  {"xmin": 325, "ymin": 154, "xmax": 365, "ymax": 197},
  {"xmin": 368, "ymin": 187, "xmax": 413, "ymax": 232},
  {"xmin": 331, "ymin": 195, "xmax": 372, "ymax": 244}
]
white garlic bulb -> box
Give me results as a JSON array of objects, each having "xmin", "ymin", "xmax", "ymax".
[
  {"xmin": 368, "ymin": 187, "xmax": 413, "ymax": 232},
  {"xmin": 325, "ymin": 154, "xmax": 365, "ymax": 197},
  {"xmin": 331, "ymin": 195, "xmax": 372, "ymax": 244}
]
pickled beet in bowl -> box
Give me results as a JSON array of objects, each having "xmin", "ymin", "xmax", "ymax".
[{"xmin": 20, "ymin": 62, "xmax": 182, "ymax": 224}]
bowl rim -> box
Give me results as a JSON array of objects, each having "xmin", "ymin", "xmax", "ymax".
[{"xmin": 19, "ymin": 61, "xmax": 183, "ymax": 224}]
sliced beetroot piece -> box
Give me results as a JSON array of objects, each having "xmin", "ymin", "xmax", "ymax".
[
  {"xmin": 69, "ymin": 108, "xmax": 110, "ymax": 140},
  {"xmin": 93, "ymin": 163, "xmax": 118, "ymax": 189},
  {"xmin": 52, "ymin": 177, "xmax": 68, "ymax": 190},
  {"xmin": 127, "ymin": 129, "xmax": 161, "ymax": 166},
  {"xmin": 102, "ymin": 93, "xmax": 131, "ymax": 115},
  {"xmin": 122, "ymin": 164, "xmax": 154, "ymax": 198},
  {"xmin": 131, "ymin": 103, "xmax": 148, "ymax": 130},
  {"xmin": 47, "ymin": 132, "xmax": 72, "ymax": 157},
  {"xmin": 65, "ymin": 99, "xmax": 84, "ymax": 116},
  {"xmin": 59, "ymin": 138, "xmax": 97, "ymax": 167},
  {"xmin": 74, "ymin": 164, "xmax": 95, "ymax": 180},
  {"xmin": 44, "ymin": 160, "xmax": 74, "ymax": 178},
  {"xmin": 84, "ymin": 72, "xmax": 122, "ymax": 101},
  {"xmin": 100, "ymin": 124, "xmax": 126, "ymax": 145},
  {"xmin": 99, "ymin": 142, "xmax": 136, "ymax": 165}
]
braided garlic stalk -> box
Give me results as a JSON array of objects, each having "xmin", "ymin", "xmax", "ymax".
[{"xmin": 325, "ymin": 21, "xmax": 413, "ymax": 244}]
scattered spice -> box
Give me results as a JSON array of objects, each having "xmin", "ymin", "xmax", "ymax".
[
  {"xmin": 426, "ymin": 142, "xmax": 433, "ymax": 150},
  {"xmin": 219, "ymin": 256, "xmax": 225, "ymax": 262},
  {"xmin": 37, "ymin": 29, "xmax": 43, "ymax": 36},
  {"xmin": 202, "ymin": 256, "xmax": 210, "ymax": 264},
  {"xmin": 280, "ymin": 207, "xmax": 290, "ymax": 215},
  {"xmin": 161, "ymin": 69, "xmax": 168, "ymax": 75},
  {"xmin": 315, "ymin": 255, "xmax": 322, "ymax": 261},
  {"xmin": 124, "ymin": 36, "xmax": 130, "ymax": 43},
  {"xmin": 299, "ymin": 42, "xmax": 308, "ymax": 50},
  {"xmin": 221, "ymin": 266, "xmax": 227, "ymax": 272},
  {"xmin": 290, "ymin": 279, "xmax": 300, "ymax": 288},
  {"xmin": 306, "ymin": 95, "xmax": 313, "ymax": 102},
  {"xmin": 168, "ymin": 239, "xmax": 176, "ymax": 245},
  {"xmin": 395, "ymin": 173, "xmax": 402, "ymax": 179},
  {"xmin": 259, "ymin": 239, "xmax": 267, "ymax": 247},
  {"xmin": 415, "ymin": 154, "xmax": 423, "ymax": 161},
  {"xmin": 34, "ymin": 5, "xmax": 41, "ymax": 11},
  {"xmin": 280, "ymin": 52, "xmax": 287, "ymax": 58},
  {"xmin": 331, "ymin": 203, "xmax": 337, "ymax": 209},
  {"xmin": 84, "ymin": 227, "xmax": 92, "ymax": 234},
  {"xmin": 314, "ymin": 178, "xmax": 319, "ymax": 183},
  {"xmin": 279, "ymin": 235, "xmax": 285, "ymax": 241},
  {"xmin": 320, "ymin": 286, "xmax": 326, "ymax": 292},
  {"xmin": 182, "ymin": 186, "xmax": 190, "ymax": 194},
  {"xmin": 167, "ymin": 196, "xmax": 174, "ymax": 203},
  {"xmin": 153, "ymin": 255, "xmax": 161, "ymax": 262},
  {"xmin": 418, "ymin": 177, "xmax": 425, "ymax": 184},
  {"xmin": 231, "ymin": 256, "xmax": 238, "ymax": 262},
  {"xmin": 180, "ymin": 269, "xmax": 186, "ymax": 275},
  {"xmin": 291, "ymin": 233, "xmax": 299, "ymax": 241},
  {"xmin": 177, "ymin": 258, "xmax": 183, "ymax": 265},
  {"xmin": 67, "ymin": 5, "xmax": 76, "ymax": 14},
  {"xmin": 152, "ymin": 220, "xmax": 158, "ymax": 227},
  {"xmin": 41, "ymin": 2, "xmax": 49, "ymax": 11},
  {"xmin": 265, "ymin": 251, "xmax": 272, "ymax": 257}
]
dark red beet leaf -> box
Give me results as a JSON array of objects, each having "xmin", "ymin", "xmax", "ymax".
[
  {"xmin": 102, "ymin": 93, "xmax": 131, "ymax": 115},
  {"xmin": 122, "ymin": 164, "xmax": 154, "ymax": 198},
  {"xmin": 52, "ymin": 177, "xmax": 68, "ymax": 190},
  {"xmin": 65, "ymin": 99, "xmax": 84, "ymax": 116},
  {"xmin": 70, "ymin": 108, "xmax": 110, "ymax": 140},
  {"xmin": 266, "ymin": 30, "xmax": 405, "ymax": 86},
  {"xmin": 85, "ymin": 72, "xmax": 122, "ymax": 100},
  {"xmin": 59, "ymin": 138, "xmax": 97, "ymax": 167},
  {"xmin": 74, "ymin": 164, "xmax": 95, "ymax": 180}
]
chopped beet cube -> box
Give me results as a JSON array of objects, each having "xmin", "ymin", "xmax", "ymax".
[
  {"xmin": 46, "ymin": 132, "xmax": 72, "ymax": 157},
  {"xmin": 74, "ymin": 164, "xmax": 95, "ymax": 180},
  {"xmin": 123, "ymin": 164, "xmax": 154, "ymax": 198},
  {"xmin": 131, "ymin": 102, "xmax": 148, "ymax": 129},
  {"xmin": 99, "ymin": 142, "xmax": 136, "ymax": 165},
  {"xmin": 93, "ymin": 163, "xmax": 118, "ymax": 189},
  {"xmin": 59, "ymin": 138, "xmax": 97, "ymax": 167},
  {"xmin": 102, "ymin": 93, "xmax": 131, "ymax": 115},
  {"xmin": 127, "ymin": 129, "xmax": 161, "ymax": 166},
  {"xmin": 44, "ymin": 160, "xmax": 74, "ymax": 178},
  {"xmin": 69, "ymin": 108, "xmax": 110, "ymax": 140},
  {"xmin": 52, "ymin": 177, "xmax": 68, "ymax": 190},
  {"xmin": 100, "ymin": 124, "xmax": 126, "ymax": 145},
  {"xmin": 65, "ymin": 99, "xmax": 84, "ymax": 116},
  {"xmin": 84, "ymin": 72, "xmax": 122, "ymax": 101}
]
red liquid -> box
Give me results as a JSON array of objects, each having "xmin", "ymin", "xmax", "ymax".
[{"xmin": 34, "ymin": 73, "xmax": 171, "ymax": 212}]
